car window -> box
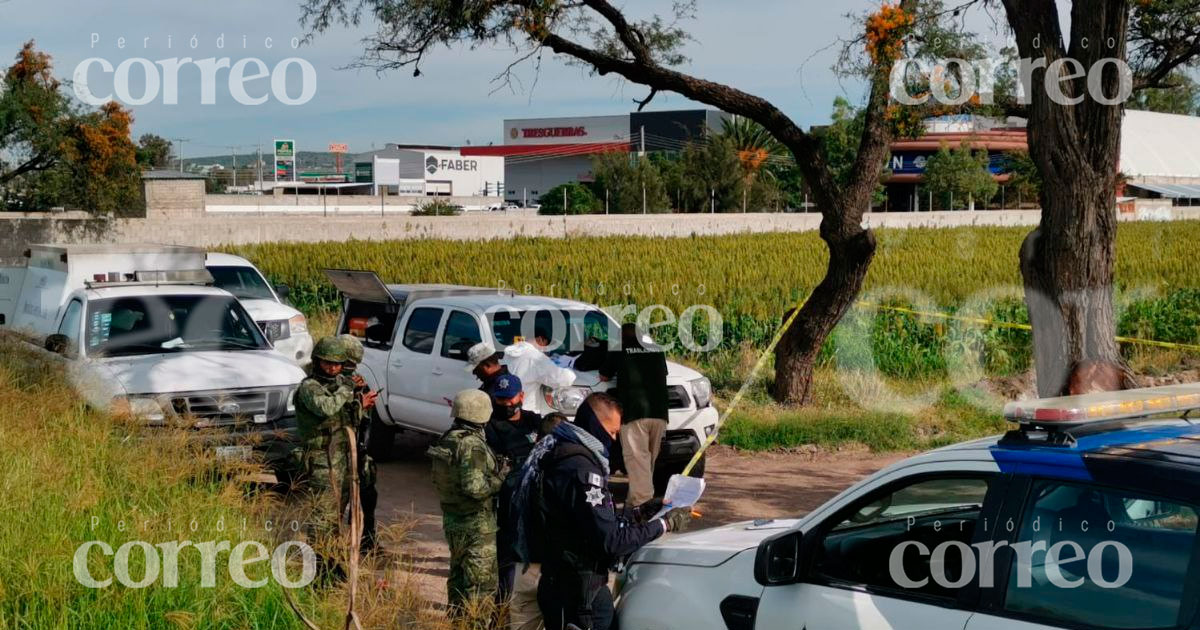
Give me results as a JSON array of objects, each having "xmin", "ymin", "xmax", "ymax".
[
  {"xmin": 58, "ymin": 299, "xmax": 83, "ymax": 345},
  {"xmin": 402, "ymin": 307, "xmax": 443, "ymax": 354},
  {"xmin": 85, "ymin": 294, "xmax": 268, "ymax": 357},
  {"xmin": 1002, "ymin": 480, "xmax": 1199, "ymax": 629},
  {"xmin": 441, "ymin": 310, "xmax": 482, "ymax": 360},
  {"xmin": 488, "ymin": 308, "xmax": 617, "ymax": 354},
  {"xmin": 814, "ymin": 476, "xmax": 993, "ymax": 600}
]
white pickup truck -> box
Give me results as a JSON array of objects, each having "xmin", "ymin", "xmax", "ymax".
[
  {"xmin": 0, "ymin": 244, "xmax": 305, "ymax": 463},
  {"xmin": 324, "ymin": 270, "xmax": 718, "ymax": 486}
]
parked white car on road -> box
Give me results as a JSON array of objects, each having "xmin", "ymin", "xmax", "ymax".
[{"xmin": 616, "ymin": 385, "xmax": 1200, "ymax": 630}]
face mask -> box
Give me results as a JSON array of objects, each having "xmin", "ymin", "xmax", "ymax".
[{"xmin": 494, "ymin": 401, "xmax": 520, "ymax": 418}]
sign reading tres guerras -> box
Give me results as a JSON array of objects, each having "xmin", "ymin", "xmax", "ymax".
[{"xmin": 503, "ymin": 115, "xmax": 627, "ymax": 146}]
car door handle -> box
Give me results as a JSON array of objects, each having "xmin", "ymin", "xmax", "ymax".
[{"xmin": 431, "ymin": 367, "xmax": 444, "ymax": 376}]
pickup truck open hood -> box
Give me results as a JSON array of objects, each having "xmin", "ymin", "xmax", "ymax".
[
  {"xmin": 631, "ymin": 518, "xmax": 803, "ymax": 568},
  {"xmin": 238, "ymin": 298, "xmax": 300, "ymax": 323},
  {"xmin": 96, "ymin": 350, "xmax": 305, "ymax": 395}
]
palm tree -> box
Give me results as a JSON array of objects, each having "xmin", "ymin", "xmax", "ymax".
[
  {"xmin": 719, "ymin": 116, "xmax": 791, "ymax": 211},
  {"xmin": 719, "ymin": 116, "xmax": 789, "ymax": 176}
]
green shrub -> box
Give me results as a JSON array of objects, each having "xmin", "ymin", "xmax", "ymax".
[{"xmin": 537, "ymin": 183, "xmax": 600, "ymax": 215}]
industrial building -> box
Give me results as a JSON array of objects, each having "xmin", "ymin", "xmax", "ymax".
[
  {"xmin": 353, "ymin": 144, "xmax": 505, "ymax": 197},
  {"xmin": 884, "ymin": 111, "xmax": 1200, "ymax": 212},
  {"xmin": 462, "ymin": 109, "xmax": 731, "ymax": 205}
]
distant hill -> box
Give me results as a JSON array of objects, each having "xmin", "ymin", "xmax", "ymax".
[{"xmin": 184, "ymin": 150, "xmax": 346, "ymax": 172}]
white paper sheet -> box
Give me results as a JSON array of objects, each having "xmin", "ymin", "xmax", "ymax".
[{"xmin": 653, "ymin": 474, "xmax": 706, "ymax": 519}]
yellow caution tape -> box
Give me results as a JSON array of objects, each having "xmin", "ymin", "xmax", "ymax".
[
  {"xmin": 681, "ymin": 295, "xmax": 807, "ymax": 476},
  {"xmin": 856, "ymin": 301, "xmax": 1200, "ymax": 353},
  {"xmin": 680, "ymin": 296, "xmax": 1200, "ymax": 477}
]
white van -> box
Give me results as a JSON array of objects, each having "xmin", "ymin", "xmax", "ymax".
[
  {"xmin": 0, "ymin": 245, "xmax": 304, "ymax": 462},
  {"xmin": 205, "ymin": 253, "xmax": 313, "ymax": 365}
]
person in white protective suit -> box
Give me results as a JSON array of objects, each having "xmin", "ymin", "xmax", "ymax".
[{"xmin": 504, "ymin": 331, "xmax": 576, "ymax": 411}]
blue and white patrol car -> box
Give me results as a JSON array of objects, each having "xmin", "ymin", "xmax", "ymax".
[{"xmin": 616, "ymin": 384, "xmax": 1200, "ymax": 630}]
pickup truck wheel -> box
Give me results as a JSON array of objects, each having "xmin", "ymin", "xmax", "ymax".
[
  {"xmin": 653, "ymin": 454, "xmax": 705, "ymax": 497},
  {"xmin": 367, "ymin": 411, "xmax": 398, "ymax": 461}
]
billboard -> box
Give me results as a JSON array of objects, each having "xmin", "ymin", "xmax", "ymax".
[
  {"xmin": 274, "ymin": 139, "xmax": 295, "ymax": 182},
  {"xmin": 503, "ymin": 115, "xmax": 629, "ymax": 146}
]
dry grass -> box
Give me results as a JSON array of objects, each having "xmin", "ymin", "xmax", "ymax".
[{"xmin": 0, "ymin": 331, "xmax": 493, "ymax": 629}]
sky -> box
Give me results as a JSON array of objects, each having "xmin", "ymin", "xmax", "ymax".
[{"xmin": 2, "ymin": 0, "xmax": 1017, "ymax": 158}]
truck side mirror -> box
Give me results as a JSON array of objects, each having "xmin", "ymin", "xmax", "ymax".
[
  {"xmin": 274, "ymin": 284, "xmax": 291, "ymax": 300},
  {"xmin": 44, "ymin": 334, "xmax": 72, "ymax": 356},
  {"xmin": 754, "ymin": 529, "xmax": 804, "ymax": 586}
]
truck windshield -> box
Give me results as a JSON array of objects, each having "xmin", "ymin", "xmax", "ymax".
[
  {"xmin": 487, "ymin": 308, "xmax": 618, "ymax": 355},
  {"xmin": 207, "ymin": 266, "xmax": 276, "ymax": 301},
  {"xmin": 85, "ymin": 294, "xmax": 270, "ymax": 357}
]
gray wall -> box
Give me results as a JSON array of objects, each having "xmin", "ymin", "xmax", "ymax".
[
  {"xmin": 8, "ymin": 210, "xmax": 1200, "ymax": 259},
  {"xmin": 505, "ymin": 155, "xmax": 594, "ymax": 204}
]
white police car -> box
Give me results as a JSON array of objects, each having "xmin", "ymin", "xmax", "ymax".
[{"xmin": 616, "ymin": 384, "xmax": 1200, "ymax": 630}]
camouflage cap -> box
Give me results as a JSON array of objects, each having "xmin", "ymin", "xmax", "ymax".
[
  {"xmin": 451, "ymin": 389, "xmax": 492, "ymax": 425},
  {"xmin": 339, "ymin": 334, "xmax": 364, "ymax": 365},
  {"xmin": 312, "ymin": 336, "xmax": 348, "ymax": 363}
]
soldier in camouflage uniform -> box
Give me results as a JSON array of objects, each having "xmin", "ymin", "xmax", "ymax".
[
  {"xmin": 428, "ymin": 389, "xmax": 505, "ymax": 614},
  {"xmin": 295, "ymin": 336, "xmax": 378, "ymax": 539},
  {"xmin": 339, "ymin": 334, "xmax": 381, "ymax": 552}
]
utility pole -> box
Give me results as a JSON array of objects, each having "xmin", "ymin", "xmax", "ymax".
[
  {"xmin": 227, "ymin": 146, "xmax": 241, "ymax": 191},
  {"xmin": 642, "ymin": 183, "xmax": 647, "ymax": 214},
  {"xmin": 172, "ymin": 138, "xmax": 189, "ymax": 172},
  {"xmin": 710, "ymin": 187, "xmax": 715, "ymax": 214},
  {"xmin": 639, "ymin": 125, "xmax": 645, "ymax": 157},
  {"xmin": 605, "ymin": 188, "xmax": 609, "ymax": 215},
  {"xmin": 256, "ymin": 147, "xmax": 263, "ymax": 194}
]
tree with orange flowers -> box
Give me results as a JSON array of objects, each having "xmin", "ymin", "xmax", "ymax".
[
  {"xmin": 301, "ymin": 0, "xmax": 927, "ymax": 404},
  {"xmin": 1, "ymin": 41, "xmax": 142, "ymax": 214}
]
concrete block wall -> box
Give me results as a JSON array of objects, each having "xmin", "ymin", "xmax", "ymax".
[
  {"xmin": 4, "ymin": 208, "xmax": 1199, "ymax": 260},
  {"xmin": 144, "ymin": 179, "xmax": 206, "ymax": 219}
]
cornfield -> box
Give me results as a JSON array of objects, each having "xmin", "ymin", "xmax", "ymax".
[{"xmin": 222, "ymin": 221, "xmax": 1200, "ymax": 378}]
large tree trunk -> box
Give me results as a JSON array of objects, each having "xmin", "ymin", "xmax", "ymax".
[
  {"xmin": 774, "ymin": 230, "xmax": 876, "ymax": 404},
  {"xmin": 1002, "ymin": 0, "xmax": 1130, "ymax": 396},
  {"xmin": 1020, "ymin": 189, "xmax": 1122, "ymax": 396}
]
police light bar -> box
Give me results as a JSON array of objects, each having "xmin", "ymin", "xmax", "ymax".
[
  {"xmin": 85, "ymin": 269, "xmax": 214, "ymax": 288},
  {"xmin": 134, "ymin": 269, "xmax": 213, "ymax": 284},
  {"xmin": 1003, "ymin": 383, "xmax": 1200, "ymax": 427}
]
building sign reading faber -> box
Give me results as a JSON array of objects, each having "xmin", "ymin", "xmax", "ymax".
[{"xmin": 425, "ymin": 155, "xmax": 479, "ymax": 175}]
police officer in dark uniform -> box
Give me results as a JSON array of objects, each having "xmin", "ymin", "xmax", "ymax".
[
  {"xmin": 532, "ymin": 393, "xmax": 691, "ymax": 630},
  {"xmin": 466, "ymin": 341, "xmax": 511, "ymax": 393},
  {"xmin": 484, "ymin": 373, "xmax": 543, "ymax": 602}
]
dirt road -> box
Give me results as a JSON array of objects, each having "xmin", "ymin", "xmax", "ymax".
[{"xmin": 374, "ymin": 432, "xmax": 906, "ymax": 603}]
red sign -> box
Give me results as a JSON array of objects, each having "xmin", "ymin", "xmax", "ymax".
[
  {"xmin": 328, "ymin": 143, "xmax": 349, "ymax": 153},
  {"xmin": 521, "ymin": 126, "xmax": 587, "ymax": 139}
]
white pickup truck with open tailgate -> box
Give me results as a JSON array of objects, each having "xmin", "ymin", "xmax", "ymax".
[{"xmin": 323, "ymin": 269, "xmax": 718, "ymax": 488}]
